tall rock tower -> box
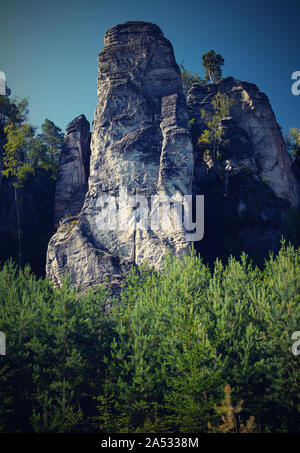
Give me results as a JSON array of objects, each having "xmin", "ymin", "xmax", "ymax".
[{"xmin": 46, "ymin": 22, "xmax": 194, "ymax": 291}]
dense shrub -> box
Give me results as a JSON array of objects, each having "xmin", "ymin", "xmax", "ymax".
[
  {"xmin": 0, "ymin": 263, "xmax": 113, "ymax": 432},
  {"xmin": 0, "ymin": 242, "xmax": 299, "ymax": 432}
]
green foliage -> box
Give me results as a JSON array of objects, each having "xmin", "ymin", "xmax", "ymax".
[
  {"xmin": 36, "ymin": 119, "xmax": 64, "ymax": 178},
  {"xmin": 1, "ymin": 121, "xmax": 36, "ymax": 266},
  {"xmin": 202, "ymin": 50, "xmax": 225, "ymax": 83},
  {"xmin": 65, "ymin": 219, "xmax": 79, "ymax": 235},
  {"xmin": 197, "ymin": 92, "xmax": 234, "ymax": 160},
  {"xmin": 0, "ymin": 243, "xmax": 299, "ymax": 432},
  {"xmin": 95, "ymin": 244, "xmax": 300, "ymax": 433},
  {"xmin": 0, "ymin": 92, "xmax": 63, "ymax": 267},
  {"xmin": 2, "ymin": 123, "xmax": 35, "ymax": 188},
  {"xmin": 1, "ymin": 91, "xmax": 62, "ymax": 182},
  {"xmin": 0, "ymin": 95, "xmax": 29, "ymax": 130},
  {"xmin": 285, "ymin": 127, "xmax": 300, "ymax": 158},
  {"xmin": 179, "ymin": 63, "xmax": 205, "ymax": 94},
  {"xmin": 2, "ymin": 119, "xmax": 63, "ymax": 183},
  {"xmin": 0, "ymin": 262, "xmax": 113, "ymax": 432}
]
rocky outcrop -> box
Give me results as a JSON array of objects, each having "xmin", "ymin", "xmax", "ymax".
[
  {"xmin": 46, "ymin": 25, "xmax": 300, "ymax": 291},
  {"xmin": 187, "ymin": 78, "xmax": 299, "ymax": 263},
  {"xmin": 54, "ymin": 114, "xmax": 91, "ymax": 224},
  {"xmin": 46, "ymin": 21, "xmax": 194, "ymax": 291},
  {"xmin": 187, "ymin": 77, "xmax": 299, "ymax": 207}
]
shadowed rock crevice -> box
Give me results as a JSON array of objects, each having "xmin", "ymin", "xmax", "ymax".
[
  {"xmin": 187, "ymin": 77, "xmax": 299, "ymax": 264},
  {"xmin": 187, "ymin": 77, "xmax": 299, "ymax": 207}
]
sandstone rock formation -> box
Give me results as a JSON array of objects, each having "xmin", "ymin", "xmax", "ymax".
[
  {"xmin": 46, "ymin": 24, "xmax": 300, "ymax": 291},
  {"xmin": 46, "ymin": 21, "xmax": 194, "ymax": 291},
  {"xmin": 54, "ymin": 114, "xmax": 91, "ymax": 224},
  {"xmin": 187, "ymin": 77, "xmax": 298, "ymax": 263},
  {"xmin": 187, "ymin": 77, "xmax": 299, "ymax": 207}
]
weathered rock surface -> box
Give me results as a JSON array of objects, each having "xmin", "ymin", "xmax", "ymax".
[
  {"xmin": 46, "ymin": 21, "xmax": 194, "ymax": 291},
  {"xmin": 187, "ymin": 78, "xmax": 299, "ymax": 263},
  {"xmin": 54, "ymin": 114, "xmax": 91, "ymax": 224},
  {"xmin": 187, "ymin": 77, "xmax": 299, "ymax": 207},
  {"xmin": 46, "ymin": 26, "xmax": 300, "ymax": 290}
]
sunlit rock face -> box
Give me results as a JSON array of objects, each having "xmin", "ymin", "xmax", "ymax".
[
  {"xmin": 53, "ymin": 114, "xmax": 91, "ymax": 225},
  {"xmin": 46, "ymin": 21, "xmax": 194, "ymax": 292},
  {"xmin": 187, "ymin": 77, "xmax": 299, "ymax": 207}
]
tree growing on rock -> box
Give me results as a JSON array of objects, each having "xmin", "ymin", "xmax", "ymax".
[
  {"xmin": 179, "ymin": 62, "xmax": 205, "ymax": 94},
  {"xmin": 201, "ymin": 50, "xmax": 225, "ymax": 83},
  {"xmin": 285, "ymin": 127, "xmax": 300, "ymax": 158},
  {"xmin": 197, "ymin": 92, "xmax": 234, "ymax": 161}
]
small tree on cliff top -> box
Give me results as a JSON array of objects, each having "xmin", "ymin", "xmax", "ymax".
[{"xmin": 202, "ymin": 50, "xmax": 224, "ymax": 83}]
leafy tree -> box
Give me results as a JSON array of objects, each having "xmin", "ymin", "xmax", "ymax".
[
  {"xmin": 2, "ymin": 123, "xmax": 35, "ymax": 182},
  {"xmin": 197, "ymin": 92, "xmax": 234, "ymax": 160},
  {"xmin": 37, "ymin": 119, "xmax": 64, "ymax": 178},
  {"xmin": 0, "ymin": 95, "xmax": 29, "ymax": 132},
  {"xmin": 285, "ymin": 127, "xmax": 300, "ymax": 158},
  {"xmin": 2, "ymin": 123, "xmax": 35, "ymax": 266},
  {"xmin": 12, "ymin": 97, "xmax": 30, "ymax": 123},
  {"xmin": 0, "ymin": 96, "xmax": 18, "ymax": 132},
  {"xmin": 179, "ymin": 63, "xmax": 205, "ymax": 94},
  {"xmin": 1, "ymin": 91, "xmax": 63, "ymax": 267},
  {"xmin": 202, "ymin": 50, "xmax": 225, "ymax": 83}
]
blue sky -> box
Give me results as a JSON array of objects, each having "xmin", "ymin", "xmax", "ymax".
[{"xmin": 0, "ymin": 0, "xmax": 299, "ymax": 134}]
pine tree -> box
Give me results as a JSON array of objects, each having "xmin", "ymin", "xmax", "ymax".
[{"xmin": 202, "ymin": 50, "xmax": 224, "ymax": 83}]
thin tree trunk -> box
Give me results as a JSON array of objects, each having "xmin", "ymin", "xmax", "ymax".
[
  {"xmin": 14, "ymin": 186, "xmax": 22, "ymax": 268},
  {"xmin": 133, "ymin": 188, "xmax": 136, "ymax": 265}
]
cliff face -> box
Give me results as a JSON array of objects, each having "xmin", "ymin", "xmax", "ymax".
[
  {"xmin": 187, "ymin": 77, "xmax": 299, "ymax": 207},
  {"xmin": 54, "ymin": 114, "xmax": 91, "ymax": 225},
  {"xmin": 46, "ymin": 21, "xmax": 194, "ymax": 291},
  {"xmin": 187, "ymin": 78, "xmax": 298, "ymax": 263}
]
